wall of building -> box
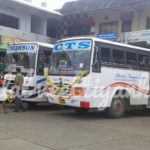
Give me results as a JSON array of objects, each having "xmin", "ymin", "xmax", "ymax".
[
  {"xmin": 93, "ymin": 7, "xmax": 150, "ymax": 36},
  {"xmin": 0, "ymin": 8, "xmax": 31, "ymax": 32},
  {"xmin": 94, "ymin": 10, "xmax": 121, "ymax": 34},
  {"xmin": 31, "ymin": 15, "xmax": 47, "ymax": 36},
  {"xmin": 0, "ymin": 7, "xmax": 55, "ymax": 44},
  {"xmin": 0, "ymin": 26, "xmax": 55, "ymax": 44}
]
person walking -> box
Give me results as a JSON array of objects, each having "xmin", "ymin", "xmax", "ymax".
[{"xmin": 13, "ymin": 68, "xmax": 25, "ymax": 112}]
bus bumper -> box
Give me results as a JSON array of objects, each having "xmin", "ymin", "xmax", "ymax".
[
  {"xmin": 46, "ymin": 93, "xmax": 91, "ymax": 109},
  {"xmin": 0, "ymin": 87, "xmax": 8, "ymax": 101},
  {"xmin": 21, "ymin": 90, "xmax": 48, "ymax": 102}
]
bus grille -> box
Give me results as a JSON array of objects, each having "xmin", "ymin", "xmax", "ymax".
[{"xmin": 53, "ymin": 83, "xmax": 71, "ymax": 96}]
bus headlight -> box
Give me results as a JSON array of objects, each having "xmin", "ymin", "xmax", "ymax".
[
  {"xmin": 2, "ymin": 80, "xmax": 6, "ymax": 87},
  {"xmin": 46, "ymin": 85, "xmax": 53, "ymax": 94},
  {"xmin": 71, "ymin": 87, "xmax": 86, "ymax": 96}
]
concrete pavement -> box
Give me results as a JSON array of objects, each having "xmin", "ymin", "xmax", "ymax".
[{"xmin": 1, "ymin": 104, "xmax": 150, "ymax": 150}]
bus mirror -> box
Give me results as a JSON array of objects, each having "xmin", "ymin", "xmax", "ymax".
[
  {"xmin": 92, "ymin": 61, "xmax": 101, "ymax": 73},
  {"xmin": 92, "ymin": 45, "xmax": 101, "ymax": 73}
]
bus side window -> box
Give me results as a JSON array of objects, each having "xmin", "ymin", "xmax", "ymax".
[
  {"xmin": 137, "ymin": 53, "xmax": 149, "ymax": 70},
  {"xmin": 112, "ymin": 49, "xmax": 125, "ymax": 65},
  {"xmin": 101, "ymin": 47, "xmax": 111, "ymax": 64},
  {"xmin": 126, "ymin": 52, "xmax": 137, "ymax": 68}
]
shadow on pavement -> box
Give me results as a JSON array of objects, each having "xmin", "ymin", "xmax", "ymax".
[
  {"xmin": 2, "ymin": 102, "xmax": 150, "ymax": 120},
  {"xmin": 0, "ymin": 102, "xmax": 70, "ymax": 114},
  {"xmin": 51, "ymin": 107, "xmax": 150, "ymax": 120}
]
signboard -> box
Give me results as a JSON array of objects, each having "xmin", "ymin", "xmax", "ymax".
[
  {"xmin": 97, "ymin": 33, "xmax": 117, "ymax": 41},
  {"xmin": 2, "ymin": 35, "xmax": 27, "ymax": 44},
  {"xmin": 7, "ymin": 44, "xmax": 38, "ymax": 53},
  {"xmin": 0, "ymin": 35, "xmax": 27, "ymax": 50},
  {"xmin": 53, "ymin": 40, "xmax": 92, "ymax": 52},
  {"xmin": 0, "ymin": 36, "xmax": 7, "ymax": 50},
  {"xmin": 0, "ymin": 44, "xmax": 7, "ymax": 50},
  {"xmin": 124, "ymin": 30, "xmax": 150, "ymax": 43}
]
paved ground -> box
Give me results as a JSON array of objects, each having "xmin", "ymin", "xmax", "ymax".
[{"xmin": 1, "ymin": 103, "xmax": 150, "ymax": 150}]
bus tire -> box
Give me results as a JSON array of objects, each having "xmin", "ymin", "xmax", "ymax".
[
  {"xmin": 107, "ymin": 98, "xmax": 126, "ymax": 118},
  {"xmin": 27, "ymin": 102, "xmax": 38, "ymax": 108},
  {"xmin": 75, "ymin": 108, "xmax": 89, "ymax": 114}
]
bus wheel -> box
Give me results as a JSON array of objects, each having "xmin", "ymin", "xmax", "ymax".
[
  {"xmin": 107, "ymin": 98, "xmax": 126, "ymax": 118},
  {"xmin": 75, "ymin": 108, "xmax": 89, "ymax": 114},
  {"xmin": 27, "ymin": 102, "xmax": 38, "ymax": 108}
]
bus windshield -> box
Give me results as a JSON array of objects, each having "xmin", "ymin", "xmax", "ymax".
[
  {"xmin": 50, "ymin": 39, "xmax": 92, "ymax": 76},
  {"xmin": 4, "ymin": 43, "xmax": 38, "ymax": 73}
]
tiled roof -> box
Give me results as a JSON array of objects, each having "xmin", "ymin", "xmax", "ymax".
[{"xmin": 61, "ymin": 0, "xmax": 148, "ymax": 14}]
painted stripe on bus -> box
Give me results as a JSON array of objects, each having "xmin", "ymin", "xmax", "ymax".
[
  {"xmin": 36, "ymin": 78, "xmax": 46, "ymax": 84},
  {"xmin": 98, "ymin": 82, "xmax": 149, "ymax": 95}
]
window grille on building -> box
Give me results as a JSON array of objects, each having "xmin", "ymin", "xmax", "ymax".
[{"xmin": 99, "ymin": 21, "xmax": 118, "ymax": 34}]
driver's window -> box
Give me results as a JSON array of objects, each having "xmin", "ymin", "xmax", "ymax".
[{"xmin": 37, "ymin": 48, "xmax": 51, "ymax": 75}]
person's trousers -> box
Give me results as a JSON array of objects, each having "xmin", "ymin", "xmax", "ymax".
[{"xmin": 15, "ymin": 96, "xmax": 25, "ymax": 111}]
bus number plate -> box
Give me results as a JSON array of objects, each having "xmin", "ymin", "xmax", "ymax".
[{"xmin": 59, "ymin": 99, "xmax": 65, "ymax": 105}]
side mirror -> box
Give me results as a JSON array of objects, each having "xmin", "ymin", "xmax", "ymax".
[
  {"xmin": 92, "ymin": 46, "xmax": 101, "ymax": 73},
  {"xmin": 92, "ymin": 61, "xmax": 101, "ymax": 73}
]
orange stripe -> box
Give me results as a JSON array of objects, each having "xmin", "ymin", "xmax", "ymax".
[{"xmin": 98, "ymin": 82, "xmax": 149, "ymax": 95}]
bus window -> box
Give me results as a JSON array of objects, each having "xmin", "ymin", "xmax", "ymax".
[
  {"xmin": 37, "ymin": 49, "xmax": 51, "ymax": 75},
  {"xmin": 101, "ymin": 47, "xmax": 111, "ymax": 64},
  {"xmin": 113, "ymin": 49, "xmax": 125, "ymax": 65},
  {"xmin": 137, "ymin": 54, "xmax": 149, "ymax": 70},
  {"xmin": 126, "ymin": 51, "xmax": 137, "ymax": 68}
]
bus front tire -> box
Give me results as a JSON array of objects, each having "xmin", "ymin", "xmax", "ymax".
[{"xmin": 107, "ymin": 98, "xmax": 126, "ymax": 118}]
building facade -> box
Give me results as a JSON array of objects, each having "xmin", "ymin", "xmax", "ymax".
[
  {"xmin": 0, "ymin": 0, "xmax": 61, "ymax": 49},
  {"xmin": 22, "ymin": 0, "xmax": 48, "ymax": 8},
  {"xmin": 58, "ymin": 0, "xmax": 150, "ymax": 47}
]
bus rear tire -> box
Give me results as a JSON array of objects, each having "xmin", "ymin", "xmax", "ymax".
[
  {"xmin": 107, "ymin": 98, "xmax": 126, "ymax": 118},
  {"xmin": 75, "ymin": 108, "xmax": 89, "ymax": 114}
]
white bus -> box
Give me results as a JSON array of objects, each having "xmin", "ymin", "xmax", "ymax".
[
  {"xmin": 3, "ymin": 42, "xmax": 53, "ymax": 106},
  {"xmin": 46, "ymin": 37, "xmax": 150, "ymax": 118}
]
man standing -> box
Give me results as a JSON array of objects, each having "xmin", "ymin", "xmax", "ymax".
[{"xmin": 14, "ymin": 68, "xmax": 25, "ymax": 112}]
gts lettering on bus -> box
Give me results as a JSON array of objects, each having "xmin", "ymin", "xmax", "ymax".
[
  {"xmin": 7, "ymin": 44, "xmax": 37, "ymax": 53},
  {"xmin": 53, "ymin": 40, "xmax": 92, "ymax": 52}
]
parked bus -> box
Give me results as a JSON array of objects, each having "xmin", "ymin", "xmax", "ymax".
[
  {"xmin": 46, "ymin": 37, "xmax": 150, "ymax": 118},
  {"xmin": 0, "ymin": 51, "xmax": 5, "ymax": 72},
  {"xmin": 0, "ymin": 47, "xmax": 6, "ymax": 81},
  {"xmin": 3, "ymin": 42, "xmax": 53, "ymax": 106}
]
